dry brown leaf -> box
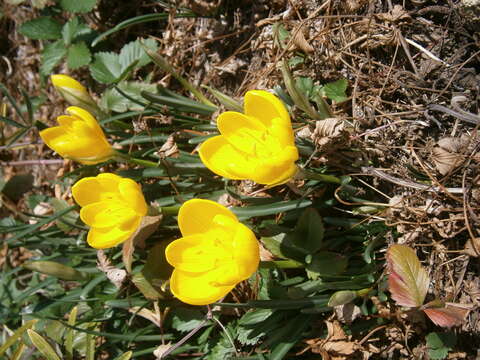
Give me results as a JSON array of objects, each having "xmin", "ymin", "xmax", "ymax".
[
  {"xmin": 431, "ymin": 137, "xmax": 469, "ymax": 175},
  {"xmin": 312, "ymin": 118, "xmax": 346, "ymax": 151},
  {"xmin": 97, "ymin": 250, "xmax": 127, "ymax": 288},
  {"xmin": 306, "ymin": 321, "xmax": 359, "ymax": 358},
  {"xmin": 293, "ymin": 28, "xmax": 314, "ymax": 54},
  {"xmin": 156, "ymin": 135, "xmax": 178, "ymax": 159},
  {"xmin": 154, "ymin": 343, "xmax": 173, "ymax": 359},
  {"xmin": 123, "ymin": 215, "xmax": 162, "ymax": 273},
  {"xmin": 334, "ymin": 302, "xmax": 363, "ymax": 324},
  {"xmin": 129, "ymin": 306, "xmax": 161, "ymax": 327},
  {"xmin": 463, "ymin": 238, "xmax": 480, "ymax": 257},
  {"xmin": 375, "ymin": 5, "xmax": 410, "ymax": 23}
]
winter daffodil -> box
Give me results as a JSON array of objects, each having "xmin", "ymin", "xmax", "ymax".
[
  {"xmin": 165, "ymin": 199, "xmax": 259, "ymax": 305},
  {"xmin": 39, "ymin": 106, "xmax": 114, "ymax": 164},
  {"xmin": 72, "ymin": 173, "xmax": 148, "ymax": 249},
  {"xmin": 50, "ymin": 74, "xmax": 102, "ymax": 115},
  {"xmin": 198, "ymin": 90, "xmax": 299, "ymax": 186}
]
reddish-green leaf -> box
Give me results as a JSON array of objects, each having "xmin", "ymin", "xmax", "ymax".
[
  {"xmin": 386, "ymin": 244, "xmax": 429, "ymax": 307},
  {"xmin": 423, "ymin": 302, "xmax": 470, "ymax": 328}
]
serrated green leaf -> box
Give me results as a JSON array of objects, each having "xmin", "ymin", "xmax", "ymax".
[
  {"xmin": 426, "ymin": 332, "xmax": 456, "ymax": 359},
  {"xmin": 119, "ymin": 38, "xmax": 158, "ymax": 70},
  {"xmin": 27, "ymin": 329, "xmax": 61, "ymax": 360},
  {"xmin": 67, "ymin": 41, "xmax": 91, "ymax": 69},
  {"xmin": 321, "ymin": 78, "xmax": 348, "ymax": 103},
  {"xmin": 40, "ymin": 39, "xmax": 67, "ymax": 76},
  {"xmin": 171, "ymin": 308, "xmax": 207, "ymax": 332},
  {"xmin": 62, "ymin": 17, "xmax": 79, "ymax": 45},
  {"xmin": 89, "ymin": 52, "xmax": 122, "ymax": 84},
  {"xmin": 19, "ymin": 17, "xmax": 62, "ymax": 40},
  {"xmin": 59, "ymin": 0, "xmax": 97, "ymax": 13},
  {"xmin": 100, "ymin": 81, "xmax": 156, "ymax": 112}
]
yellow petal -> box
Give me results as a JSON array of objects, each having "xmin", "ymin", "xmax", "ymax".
[
  {"xmin": 217, "ymin": 112, "xmax": 266, "ymax": 155},
  {"xmin": 270, "ymin": 117, "xmax": 295, "ymax": 147},
  {"xmin": 198, "ymin": 136, "xmax": 253, "ymax": 180},
  {"xmin": 118, "ymin": 178, "xmax": 148, "ymax": 216},
  {"xmin": 66, "ymin": 106, "xmax": 104, "ymax": 137},
  {"xmin": 252, "ymin": 146, "xmax": 299, "ymax": 185},
  {"xmin": 165, "ymin": 235, "xmax": 216, "ymax": 272},
  {"xmin": 51, "ymin": 74, "xmax": 87, "ymax": 92},
  {"xmin": 39, "ymin": 127, "xmax": 67, "ymax": 149},
  {"xmin": 232, "ymin": 222, "xmax": 260, "ymax": 279},
  {"xmin": 72, "ymin": 177, "xmax": 101, "ymax": 206},
  {"xmin": 80, "ymin": 201, "xmax": 137, "ymax": 228},
  {"xmin": 87, "ymin": 220, "xmax": 140, "ymax": 249},
  {"xmin": 244, "ymin": 90, "xmax": 290, "ymax": 128},
  {"xmin": 178, "ymin": 199, "xmax": 237, "ymax": 237},
  {"xmin": 170, "ymin": 269, "xmax": 234, "ymax": 305}
]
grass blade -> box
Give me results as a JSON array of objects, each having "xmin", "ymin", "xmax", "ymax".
[
  {"xmin": 91, "ymin": 13, "xmax": 195, "ymax": 47},
  {"xmin": 0, "ymin": 83, "xmax": 26, "ymax": 124},
  {"xmin": 0, "ymin": 319, "xmax": 37, "ymax": 356},
  {"xmin": 27, "ymin": 329, "xmax": 61, "ymax": 360}
]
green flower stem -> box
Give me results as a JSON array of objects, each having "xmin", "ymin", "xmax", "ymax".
[
  {"xmin": 260, "ymin": 260, "xmax": 304, "ymax": 269},
  {"xmin": 145, "ymin": 49, "xmax": 217, "ymax": 108},
  {"xmin": 295, "ymin": 167, "xmax": 342, "ymax": 184},
  {"xmin": 114, "ymin": 151, "xmax": 159, "ymax": 167},
  {"xmin": 161, "ymin": 205, "xmax": 181, "ymax": 216}
]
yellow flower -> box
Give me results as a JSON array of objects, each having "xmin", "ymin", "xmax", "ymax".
[
  {"xmin": 165, "ymin": 199, "xmax": 259, "ymax": 305},
  {"xmin": 51, "ymin": 74, "xmax": 98, "ymax": 111},
  {"xmin": 198, "ymin": 90, "xmax": 299, "ymax": 186},
  {"xmin": 72, "ymin": 173, "xmax": 148, "ymax": 249},
  {"xmin": 39, "ymin": 106, "xmax": 114, "ymax": 164}
]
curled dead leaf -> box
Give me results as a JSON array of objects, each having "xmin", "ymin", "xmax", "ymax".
[
  {"xmin": 156, "ymin": 135, "xmax": 178, "ymax": 159},
  {"xmin": 306, "ymin": 321, "xmax": 359, "ymax": 358},
  {"xmin": 312, "ymin": 118, "xmax": 346, "ymax": 151},
  {"xmin": 375, "ymin": 5, "xmax": 411, "ymax": 23},
  {"xmin": 431, "ymin": 137, "xmax": 469, "ymax": 175},
  {"xmin": 123, "ymin": 215, "xmax": 163, "ymax": 273},
  {"xmin": 293, "ymin": 28, "xmax": 314, "ymax": 54}
]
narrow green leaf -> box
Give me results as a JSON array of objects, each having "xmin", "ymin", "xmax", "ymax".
[
  {"xmin": 59, "ymin": 0, "xmax": 97, "ymax": 13},
  {"xmin": 40, "ymin": 39, "xmax": 68, "ymax": 76},
  {"xmin": 0, "ymin": 115, "xmax": 27, "ymax": 128},
  {"xmin": 113, "ymin": 351, "xmax": 133, "ymax": 360},
  {"xmin": 67, "ymin": 41, "xmax": 91, "ymax": 69},
  {"xmin": 91, "ymin": 13, "xmax": 194, "ymax": 47},
  {"xmin": 0, "ymin": 320, "xmax": 37, "ymax": 356},
  {"xmin": 19, "ymin": 17, "xmax": 62, "ymax": 40},
  {"xmin": 65, "ymin": 306, "xmax": 78, "ymax": 360},
  {"xmin": 232, "ymin": 199, "xmax": 312, "ymax": 219},
  {"xmin": 0, "ymin": 83, "xmax": 26, "ymax": 124},
  {"xmin": 7, "ymin": 205, "xmax": 76, "ymax": 244},
  {"xmin": 27, "ymin": 329, "xmax": 61, "ymax": 360},
  {"xmin": 24, "ymin": 261, "xmax": 89, "ymax": 281}
]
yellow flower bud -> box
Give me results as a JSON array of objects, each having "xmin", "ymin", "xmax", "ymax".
[
  {"xmin": 165, "ymin": 199, "xmax": 259, "ymax": 305},
  {"xmin": 51, "ymin": 74, "xmax": 98, "ymax": 112},
  {"xmin": 39, "ymin": 106, "xmax": 114, "ymax": 164},
  {"xmin": 72, "ymin": 173, "xmax": 148, "ymax": 249},
  {"xmin": 198, "ymin": 90, "xmax": 299, "ymax": 186}
]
